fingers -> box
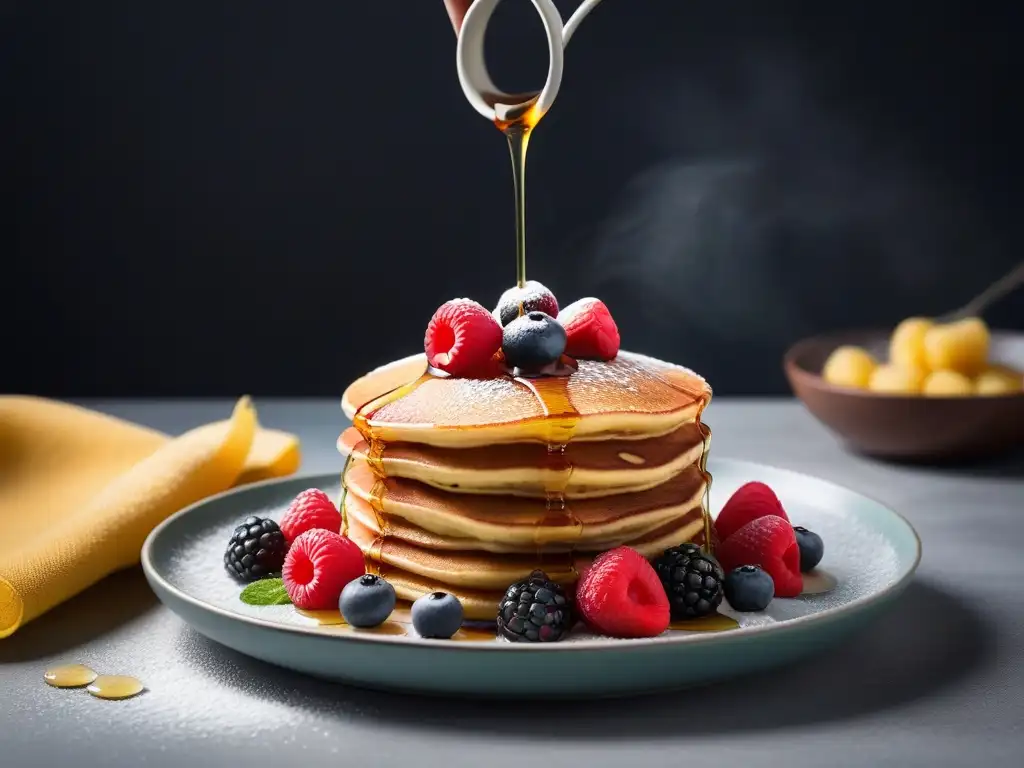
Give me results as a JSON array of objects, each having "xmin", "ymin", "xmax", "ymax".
[{"xmin": 443, "ymin": 0, "xmax": 474, "ymax": 34}]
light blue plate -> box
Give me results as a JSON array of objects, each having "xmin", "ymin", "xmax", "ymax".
[{"xmin": 141, "ymin": 459, "xmax": 920, "ymax": 698}]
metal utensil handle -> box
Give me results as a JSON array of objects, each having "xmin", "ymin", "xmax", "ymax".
[{"xmin": 947, "ymin": 260, "xmax": 1024, "ymax": 320}]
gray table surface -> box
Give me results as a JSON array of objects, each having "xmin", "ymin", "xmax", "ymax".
[{"xmin": 2, "ymin": 398, "xmax": 1022, "ymax": 767}]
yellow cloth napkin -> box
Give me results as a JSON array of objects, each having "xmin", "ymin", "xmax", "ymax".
[{"xmin": 0, "ymin": 396, "xmax": 301, "ymax": 638}]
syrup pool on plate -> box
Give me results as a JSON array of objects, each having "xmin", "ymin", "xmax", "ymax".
[{"xmin": 669, "ymin": 614, "xmax": 740, "ymax": 632}]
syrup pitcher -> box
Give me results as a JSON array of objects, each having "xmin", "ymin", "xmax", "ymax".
[
  {"xmin": 453, "ymin": 0, "xmax": 607, "ymax": 290},
  {"xmin": 456, "ymin": 0, "xmax": 606, "ymax": 123}
]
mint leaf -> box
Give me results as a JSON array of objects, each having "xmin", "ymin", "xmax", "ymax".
[{"xmin": 240, "ymin": 578, "xmax": 292, "ymax": 606}]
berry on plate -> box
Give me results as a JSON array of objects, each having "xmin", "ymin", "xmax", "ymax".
[
  {"xmin": 723, "ymin": 565, "xmax": 775, "ymax": 612},
  {"xmin": 559, "ymin": 298, "xmax": 620, "ymax": 361},
  {"xmin": 577, "ymin": 546, "xmax": 670, "ymax": 638},
  {"xmin": 652, "ymin": 543, "xmax": 725, "ymax": 619},
  {"xmin": 224, "ymin": 515, "xmax": 288, "ymax": 582},
  {"xmin": 424, "ymin": 299, "xmax": 503, "ymax": 377},
  {"xmin": 497, "ymin": 570, "xmax": 573, "ymax": 642},
  {"xmin": 493, "ymin": 280, "xmax": 559, "ymax": 327},
  {"xmin": 339, "ymin": 573, "xmax": 397, "ymax": 627},
  {"xmin": 793, "ymin": 526, "xmax": 824, "ymax": 572},
  {"xmin": 717, "ymin": 516, "xmax": 803, "ymax": 597},
  {"xmin": 715, "ymin": 481, "xmax": 789, "ymax": 543},
  {"xmin": 411, "ymin": 591, "xmax": 464, "ymax": 639},
  {"xmin": 501, "ymin": 311, "xmax": 567, "ymax": 370},
  {"xmin": 280, "ymin": 488, "xmax": 340, "ymax": 545},
  {"xmin": 281, "ymin": 529, "xmax": 365, "ymax": 610}
]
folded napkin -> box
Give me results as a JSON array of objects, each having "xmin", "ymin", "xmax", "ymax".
[{"xmin": 0, "ymin": 396, "xmax": 301, "ymax": 638}]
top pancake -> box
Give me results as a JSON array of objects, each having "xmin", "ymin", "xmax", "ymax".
[{"xmin": 341, "ymin": 350, "xmax": 712, "ymax": 448}]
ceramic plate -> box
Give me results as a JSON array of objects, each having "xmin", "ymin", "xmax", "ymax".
[{"xmin": 142, "ymin": 459, "xmax": 920, "ymax": 698}]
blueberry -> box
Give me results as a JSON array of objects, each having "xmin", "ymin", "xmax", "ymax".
[
  {"xmin": 411, "ymin": 591, "xmax": 464, "ymax": 639},
  {"xmin": 502, "ymin": 311, "xmax": 566, "ymax": 370},
  {"xmin": 339, "ymin": 574, "xmax": 396, "ymax": 628},
  {"xmin": 723, "ymin": 565, "xmax": 775, "ymax": 612},
  {"xmin": 493, "ymin": 281, "xmax": 559, "ymax": 327},
  {"xmin": 793, "ymin": 526, "xmax": 824, "ymax": 572}
]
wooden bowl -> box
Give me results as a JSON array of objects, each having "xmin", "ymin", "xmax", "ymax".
[{"xmin": 783, "ymin": 329, "xmax": 1024, "ymax": 461}]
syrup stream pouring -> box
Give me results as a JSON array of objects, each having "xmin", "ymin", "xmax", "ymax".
[{"xmin": 456, "ymin": 0, "xmax": 606, "ymax": 123}]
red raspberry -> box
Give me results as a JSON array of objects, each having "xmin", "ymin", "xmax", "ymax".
[
  {"xmin": 718, "ymin": 516, "xmax": 803, "ymax": 597},
  {"xmin": 424, "ymin": 299, "xmax": 503, "ymax": 377},
  {"xmin": 279, "ymin": 488, "xmax": 340, "ymax": 545},
  {"xmin": 576, "ymin": 546, "xmax": 670, "ymax": 638},
  {"xmin": 715, "ymin": 481, "xmax": 789, "ymax": 542},
  {"xmin": 559, "ymin": 298, "xmax": 620, "ymax": 360},
  {"xmin": 282, "ymin": 529, "xmax": 365, "ymax": 610}
]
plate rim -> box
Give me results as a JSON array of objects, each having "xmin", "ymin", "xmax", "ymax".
[{"xmin": 141, "ymin": 458, "xmax": 922, "ymax": 654}]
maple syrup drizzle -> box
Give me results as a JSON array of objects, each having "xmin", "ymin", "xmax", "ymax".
[
  {"xmin": 697, "ymin": 417, "xmax": 714, "ymax": 553},
  {"xmin": 487, "ymin": 91, "xmax": 543, "ymax": 288},
  {"xmin": 351, "ymin": 369, "xmax": 433, "ymax": 575},
  {"xmin": 339, "ymin": 452, "xmax": 354, "ymax": 537},
  {"xmin": 645, "ymin": 368, "xmax": 715, "ymax": 553},
  {"xmin": 512, "ymin": 374, "xmax": 583, "ymax": 578}
]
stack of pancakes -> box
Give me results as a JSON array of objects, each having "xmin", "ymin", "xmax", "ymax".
[{"xmin": 338, "ymin": 350, "xmax": 713, "ymax": 620}]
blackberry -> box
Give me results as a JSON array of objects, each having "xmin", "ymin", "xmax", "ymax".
[
  {"xmin": 653, "ymin": 543, "xmax": 725, "ymax": 619},
  {"xmin": 493, "ymin": 281, "xmax": 559, "ymax": 327},
  {"xmin": 224, "ymin": 515, "xmax": 288, "ymax": 582},
  {"xmin": 497, "ymin": 570, "xmax": 573, "ymax": 642}
]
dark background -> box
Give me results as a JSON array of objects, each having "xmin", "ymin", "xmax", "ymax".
[{"xmin": 4, "ymin": 0, "xmax": 1022, "ymax": 397}]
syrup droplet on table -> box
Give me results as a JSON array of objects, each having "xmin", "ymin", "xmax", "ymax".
[
  {"xmin": 86, "ymin": 675, "xmax": 145, "ymax": 700},
  {"xmin": 43, "ymin": 664, "xmax": 98, "ymax": 688}
]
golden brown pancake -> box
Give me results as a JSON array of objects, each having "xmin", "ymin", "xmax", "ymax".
[
  {"xmin": 346, "ymin": 510, "xmax": 705, "ymax": 592},
  {"xmin": 342, "ymin": 459, "xmax": 707, "ymax": 549},
  {"xmin": 341, "ymin": 351, "xmax": 712, "ymax": 447},
  {"xmin": 336, "ymin": 348, "xmax": 714, "ymax": 621},
  {"xmin": 337, "ymin": 421, "xmax": 706, "ymax": 498},
  {"xmin": 344, "ymin": 492, "xmax": 704, "ymax": 555}
]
